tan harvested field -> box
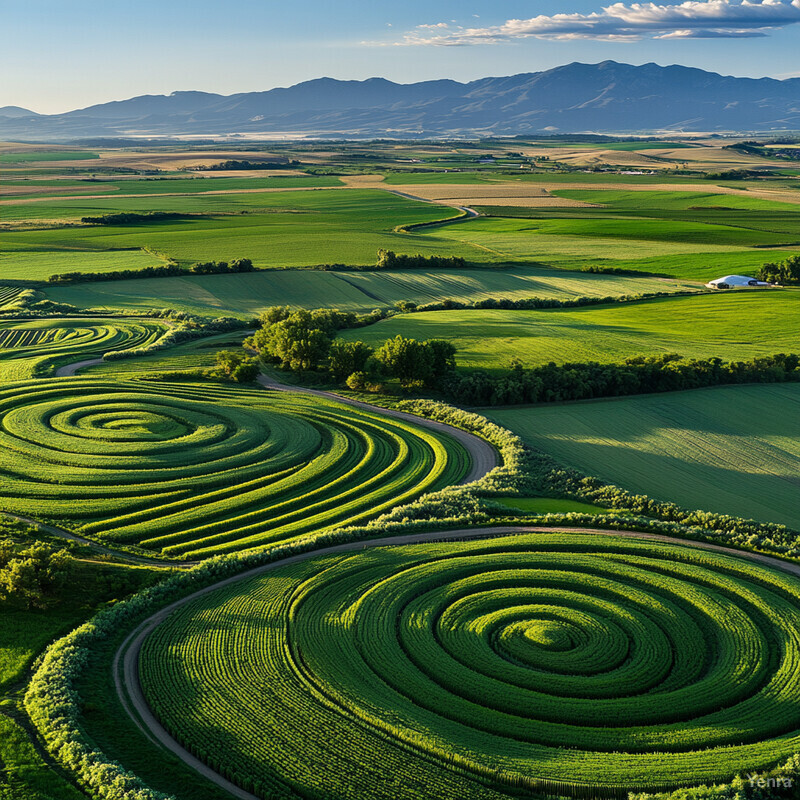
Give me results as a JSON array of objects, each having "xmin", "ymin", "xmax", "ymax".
[
  {"xmin": 341, "ymin": 177, "xmax": 599, "ymax": 208},
  {"xmin": 341, "ymin": 174, "xmax": 800, "ymax": 207},
  {"xmin": 515, "ymin": 142, "xmax": 778, "ymax": 170}
]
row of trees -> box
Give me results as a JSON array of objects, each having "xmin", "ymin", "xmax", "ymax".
[
  {"xmin": 80, "ymin": 211, "xmax": 192, "ymax": 225},
  {"xmin": 249, "ymin": 307, "xmax": 456, "ymax": 388},
  {"xmin": 757, "ymin": 255, "xmax": 800, "ymax": 286},
  {"xmin": 48, "ymin": 258, "xmax": 255, "ymax": 284},
  {"xmin": 442, "ymin": 353, "xmax": 800, "ymax": 406},
  {"xmin": 210, "ymin": 350, "xmax": 260, "ymax": 382},
  {"xmin": 189, "ymin": 258, "xmax": 255, "ymax": 275},
  {"xmin": 194, "ymin": 159, "xmax": 300, "ymax": 171},
  {"xmin": 395, "ymin": 289, "xmax": 684, "ymax": 315},
  {"xmin": 375, "ymin": 249, "xmax": 466, "ymax": 270}
]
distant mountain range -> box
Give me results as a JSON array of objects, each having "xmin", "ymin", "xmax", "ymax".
[{"xmin": 3, "ymin": 61, "xmax": 800, "ymax": 141}]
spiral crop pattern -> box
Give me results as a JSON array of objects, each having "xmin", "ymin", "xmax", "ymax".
[
  {"xmin": 0, "ymin": 378, "xmax": 469, "ymax": 557},
  {"xmin": 0, "ymin": 318, "xmax": 165, "ymax": 380},
  {"xmin": 140, "ymin": 533, "xmax": 800, "ymax": 799}
]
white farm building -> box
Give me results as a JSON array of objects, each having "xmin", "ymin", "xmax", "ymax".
[{"xmin": 706, "ymin": 275, "xmax": 771, "ymax": 289}]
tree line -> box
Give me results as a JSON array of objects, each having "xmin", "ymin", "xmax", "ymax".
[
  {"xmin": 80, "ymin": 212, "xmax": 193, "ymax": 225},
  {"xmin": 376, "ymin": 249, "xmax": 466, "ymax": 270},
  {"xmin": 442, "ymin": 353, "xmax": 800, "ymax": 406},
  {"xmin": 757, "ymin": 255, "xmax": 800, "ymax": 286},
  {"xmin": 193, "ymin": 159, "xmax": 300, "ymax": 171},
  {"xmin": 48, "ymin": 258, "xmax": 256, "ymax": 284}
]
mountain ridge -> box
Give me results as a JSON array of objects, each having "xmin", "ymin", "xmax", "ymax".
[{"xmin": 3, "ymin": 61, "xmax": 799, "ymax": 140}]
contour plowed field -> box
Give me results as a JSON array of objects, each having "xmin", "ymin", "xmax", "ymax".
[
  {"xmin": 0, "ymin": 378, "xmax": 470, "ymax": 557},
  {"xmin": 0, "ymin": 318, "xmax": 166, "ymax": 380},
  {"xmin": 139, "ymin": 532, "xmax": 800, "ymax": 799}
]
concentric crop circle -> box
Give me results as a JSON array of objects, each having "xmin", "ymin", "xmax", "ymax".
[
  {"xmin": 0, "ymin": 318, "xmax": 165, "ymax": 380},
  {"xmin": 0, "ymin": 378, "xmax": 469, "ymax": 557},
  {"xmin": 140, "ymin": 533, "xmax": 800, "ymax": 799}
]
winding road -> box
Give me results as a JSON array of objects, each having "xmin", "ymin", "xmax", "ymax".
[
  {"xmin": 113, "ymin": 524, "xmax": 800, "ymax": 800},
  {"xmin": 256, "ymin": 374, "xmax": 498, "ymax": 485},
  {"xmin": 33, "ymin": 359, "xmax": 497, "ymax": 565}
]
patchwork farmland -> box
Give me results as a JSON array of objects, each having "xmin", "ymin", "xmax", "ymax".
[{"xmin": 2, "ymin": 135, "xmax": 800, "ymax": 800}]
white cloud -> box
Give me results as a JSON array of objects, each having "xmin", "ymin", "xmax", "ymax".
[{"xmin": 383, "ymin": 0, "xmax": 800, "ymax": 45}]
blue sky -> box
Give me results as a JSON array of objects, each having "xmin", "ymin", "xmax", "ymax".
[{"xmin": 3, "ymin": 0, "xmax": 799, "ymax": 113}]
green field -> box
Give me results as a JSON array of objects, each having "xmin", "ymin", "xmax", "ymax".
[
  {"xmin": 493, "ymin": 497, "xmax": 618, "ymax": 515},
  {"xmin": 0, "ymin": 248, "xmax": 167, "ymax": 281},
  {"xmin": 0, "ymin": 190, "xmax": 466, "ymax": 268},
  {"xmin": 0, "ymin": 151, "xmax": 99, "ymax": 163},
  {"xmin": 488, "ymin": 384, "xmax": 800, "ymax": 529},
  {"xmin": 339, "ymin": 291, "xmax": 800, "ymax": 370},
  {"xmin": 420, "ymin": 215, "xmax": 795, "ymax": 279},
  {"xmin": 4, "ymin": 176, "xmax": 797, "ymax": 282},
  {"xmin": 0, "ymin": 317, "xmax": 167, "ymax": 381},
  {"xmin": 43, "ymin": 266, "xmax": 698, "ymax": 317},
  {"xmin": 0, "ymin": 378, "xmax": 469, "ymax": 558},
  {"xmin": 3, "ymin": 174, "xmax": 344, "ymax": 201},
  {"xmin": 0, "ymin": 287, "xmax": 24, "ymax": 307},
  {"xmin": 140, "ymin": 531, "xmax": 800, "ymax": 797}
]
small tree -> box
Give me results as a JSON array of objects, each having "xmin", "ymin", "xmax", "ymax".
[
  {"xmin": 252, "ymin": 310, "xmax": 332, "ymax": 371},
  {"xmin": 425, "ymin": 339, "xmax": 457, "ymax": 377},
  {"xmin": 0, "ymin": 542, "xmax": 74, "ymax": 610},
  {"xmin": 213, "ymin": 350, "xmax": 260, "ymax": 382},
  {"xmin": 375, "ymin": 335, "xmax": 433, "ymax": 386},
  {"xmin": 328, "ymin": 340, "xmax": 374, "ymax": 380}
]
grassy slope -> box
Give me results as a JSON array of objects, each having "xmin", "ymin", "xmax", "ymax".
[
  {"xmin": 43, "ymin": 266, "xmax": 697, "ymax": 317},
  {"xmin": 487, "ymin": 383, "xmax": 800, "ymax": 529},
  {"xmin": 0, "ymin": 249, "xmax": 166, "ymax": 281},
  {"xmin": 80, "ymin": 332, "xmax": 248, "ymax": 376},
  {"xmin": 338, "ymin": 291, "xmax": 800, "ymax": 370}
]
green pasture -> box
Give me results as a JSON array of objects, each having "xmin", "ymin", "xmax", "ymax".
[
  {"xmin": 420, "ymin": 215, "xmax": 795, "ymax": 279},
  {"xmin": 493, "ymin": 497, "xmax": 617, "ymax": 515},
  {"xmin": 44, "ymin": 266, "xmax": 697, "ymax": 318},
  {"xmin": 0, "ymin": 544, "xmax": 158, "ymax": 800},
  {"xmin": 0, "ymin": 190, "xmax": 465, "ymax": 268},
  {"xmin": 140, "ymin": 531, "xmax": 800, "ymax": 797},
  {"xmin": 4, "ymin": 182, "xmax": 796, "ymax": 281},
  {"xmin": 0, "ymin": 151, "xmax": 99, "ymax": 163},
  {"xmin": 0, "ymin": 249, "xmax": 166, "ymax": 281},
  {"xmin": 382, "ymin": 172, "xmax": 497, "ymax": 185},
  {"xmin": 0, "ymin": 712, "xmax": 86, "ymax": 800},
  {"xmin": 339, "ymin": 291, "xmax": 800, "ymax": 370},
  {"xmin": 2, "ymin": 174, "xmax": 343, "ymax": 201},
  {"xmin": 0, "ymin": 378, "xmax": 469, "ymax": 558},
  {"xmin": 488, "ymin": 384, "xmax": 800, "ymax": 529}
]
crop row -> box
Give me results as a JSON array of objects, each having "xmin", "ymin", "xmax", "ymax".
[
  {"xmin": 0, "ymin": 318, "xmax": 166, "ymax": 380},
  {"xmin": 0, "ymin": 286, "xmax": 24, "ymax": 307},
  {"xmin": 140, "ymin": 532, "xmax": 800, "ymax": 799},
  {"xmin": 0, "ymin": 378, "xmax": 469, "ymax": 557}
]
